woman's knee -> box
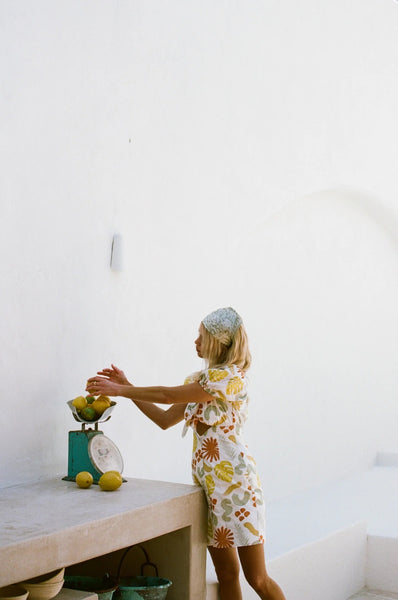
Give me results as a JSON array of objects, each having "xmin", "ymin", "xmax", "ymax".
[
  {"xmin": 247, "ymin": 572, "xmax": 284, "ymax": 598},
  {"xmin": 209, "ymin": 547, "xmax": 240, "ymax": 585},
  {"xmin": 244, "ymin": 571, "xmax": 269, "ymax": 593},
  {"xmin": 214, "ymin": 560, "xmax": 240, "ymax": 584}
]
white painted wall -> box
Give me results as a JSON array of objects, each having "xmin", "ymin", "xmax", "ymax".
[{"xmin": 1, "ymin": 0, "xmax": 397, "ymax": 501}]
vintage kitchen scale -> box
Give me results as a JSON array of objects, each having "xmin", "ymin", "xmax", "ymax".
[{"xmin": 63, "ymin": 399, "xmax": 125, "ymax": 483}]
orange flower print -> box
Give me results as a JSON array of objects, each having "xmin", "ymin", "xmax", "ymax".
[
  {"xmin": 214, "ymin": 526, "xmax": 235, "ymax": 548},
  {"xmin": 201, "ymin": 437, "xmax": 220, "ymax": 462},
  {"xmin": 235, "ymin": 508, "xmax": 250, "ymax": 522}
]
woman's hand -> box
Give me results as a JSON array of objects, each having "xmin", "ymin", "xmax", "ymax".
[
  {"xmin": 86, "ymin": 376, "xmax": 121, "ymax": 397},
  {"xmin": 86, "ymin": 365, "xmax": 131, "ymax": 396},
  {"xmin": 97, "ymin": 364, "xmax": 130, "ymax": 385}
]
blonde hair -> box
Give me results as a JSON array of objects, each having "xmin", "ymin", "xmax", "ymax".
[{"xmin": 201, "ymin": 323, "xmax": 252, "ymax": 372}]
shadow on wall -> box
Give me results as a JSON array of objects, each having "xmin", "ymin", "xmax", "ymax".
[
  {"xmin": 236, "ymin": 187, "xmax": 398, "ymax": 249},
  {"xmin": 233, "ymin": 185, "xmax": 398, "ymax": 379},
  {"xmin": 231, "ymin": 187, "xmax": 398, "ymax": 499},
  {"xmin": 300, "ymin": 188, "xmax": 398, "ymax": 243},
  {"xmin": 335, "ymin": 188, "xmax": 398, "ymax": 243}
]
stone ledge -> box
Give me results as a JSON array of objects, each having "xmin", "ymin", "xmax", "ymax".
[{"xmin": 0, "ymin": 476, "xmax": 207, "ymax": 600}]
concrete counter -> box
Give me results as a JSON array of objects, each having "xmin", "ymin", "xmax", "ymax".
[{"xmin": 0, "ymin": 477, "xmax": 207, "ymax": 599}]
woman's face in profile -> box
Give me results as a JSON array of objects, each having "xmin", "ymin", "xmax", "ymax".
[{"xmin": 195, "ymin": 324, "xmax": 205, "ymax": 358}]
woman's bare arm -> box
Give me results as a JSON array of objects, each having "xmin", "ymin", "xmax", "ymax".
[
  {"xmin": 86, "ymin": 376, "xmax": 211, "ymax": 430},
  {"xmin": 133, "ymin": 401, "xmax": 187, "ymax": 430},
  {"xmin": 86, "ymin": 377, "xmax": 210, "ymax": 405},
  {"xmin": 112, "ymin": 382, "xmax": 210, "ymax": 405}
]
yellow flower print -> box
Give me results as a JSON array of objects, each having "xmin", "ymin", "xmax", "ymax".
[
  {"xmin": 208, "ymin": 369, "xmax": 229, "ymax": 382},
  {"xmin": 205, "ymin": 475, "xmax": 215, "ymax": 496},
  {"xmin": 214, "ymin": 461, "xmax": 234, "ymax": 482},
  {"xmin": 226, "ymin": 377, "xmax": 244, "ymax": 395},
  {"xmin": 232, "ymin": 400, "xmax": 243, "ymax": 410}
]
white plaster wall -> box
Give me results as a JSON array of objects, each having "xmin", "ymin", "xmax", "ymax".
[{"xmin": 1, "ymin": 0, "xmax": 397, "ymax": 500}]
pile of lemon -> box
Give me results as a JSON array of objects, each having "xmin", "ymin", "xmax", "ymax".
[
  {"xmin": 72, "ymin": 394, "xmax": 111, "ymax": 421},
  {"xmin": 76, "ymin": 471, "xmax": 123, "ymax": 491}
]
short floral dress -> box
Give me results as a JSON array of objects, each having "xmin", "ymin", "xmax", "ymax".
[{"xmin": 183, "ymin": 365, "xmax": 265, "ymax": 548}]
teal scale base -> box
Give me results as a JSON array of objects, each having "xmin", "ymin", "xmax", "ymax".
[{"xmin": 63, "ymin": 429, "xmax": 104, "ymax": 483}]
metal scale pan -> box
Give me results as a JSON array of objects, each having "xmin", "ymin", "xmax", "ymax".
[
  {"xmin": 67, "ymin": 399, "xmax": 117, "ymax": 429},
  {"xmin": 64, "ymin": 399, "xmax": 124, "ymax": 483}
]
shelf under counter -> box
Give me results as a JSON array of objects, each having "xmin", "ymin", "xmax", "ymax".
[{"xmin": 0, "ymin": 477, "xmax": 207, "ymax": 600}]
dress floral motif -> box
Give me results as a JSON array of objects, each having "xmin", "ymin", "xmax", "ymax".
[{"xmin": 183, "ymin": 365, "xmax": 265, "ymax": 548}]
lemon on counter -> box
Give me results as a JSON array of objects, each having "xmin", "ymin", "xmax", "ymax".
[
  {"xmin": 72, "ymin": 396, "xmax": 87, "ymax": 410},
  {"xmin": 76, "ymin": 471, "xmax": 93, "ymax": 488},
  {"xmin": 99, "ymin": 471, "xmax": 123, "ymax": 491}
]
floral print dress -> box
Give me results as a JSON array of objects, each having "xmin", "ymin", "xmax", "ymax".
[{"xmin": 183, "ymin": 365, "xmax": 265, "ymax": 548}]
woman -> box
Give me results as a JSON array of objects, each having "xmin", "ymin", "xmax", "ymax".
[{"xmin": 86, "ymin": 307, "xmax": 286, "ymax": 600}]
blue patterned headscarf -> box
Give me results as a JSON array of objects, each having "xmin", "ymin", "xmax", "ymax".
[{"xmin": 202, "ymin": 307, "xmax": 243, "ymax": 345}]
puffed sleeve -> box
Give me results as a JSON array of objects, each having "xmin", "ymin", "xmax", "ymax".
[
  {"xmin": 195, "ymin": 366, "xmax": 245, "ymax": 426},
  {"xmin": 197, "ymin": 367, "xmax": 245, "ymax": 400}
]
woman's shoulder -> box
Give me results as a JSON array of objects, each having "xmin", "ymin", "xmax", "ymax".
[
  {"xmin": 185, "ymin": 364, "xmax": 246, "ymax": 386},
  {"xmin": 199, "ymin": 364, "xmax": 246, "ymax": 386},
  {"xmin": 208, "ymin": 363, "xmax": 245, "ymax": 376}
]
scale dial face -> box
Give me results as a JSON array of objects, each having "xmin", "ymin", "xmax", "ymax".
[{"xmin": 88, "ymin": 434, "xmax": 124, "ymax": 474}]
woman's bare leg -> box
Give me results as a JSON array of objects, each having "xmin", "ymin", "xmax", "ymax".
[
  {"xmin": 208, "ymin": 546, "xmax": 242, "ymax": 600},
  {"xmin": 238, "ymin": 543, "xmax": 286, "ymax": 600}
]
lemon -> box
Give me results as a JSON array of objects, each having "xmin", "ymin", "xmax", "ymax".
[
  {"xmin": 76, "ymin": 471, "xmax": 93, "ymax": 488},
  {"xmin": 80, "ymin": 406, "xmax": 97, "ymax": 421},
  {"xmin": 99, "ymin": 471, "xmax": 123, "ymax": 491},
  {"xmin": 98, "ymin": 394, "xmax": 111, "ymax": 401},
  {"xmin": 92, "ymin": 398, "xmax": 111, "ymax": 416},
  {"xmin": 85, "ymin": 395, "xmax": 96, "ymax": 404},
  {"xmin": 97, "ymin": 395, "xmax": 111, "ymax": 406},
  {"xmin": 72, "ymin": 396, "xmax": 87, "ymax": 410}
]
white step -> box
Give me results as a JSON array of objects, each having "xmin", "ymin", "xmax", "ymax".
[
  {"xmin": 265, "ymin": 522, "xmax": 367, "ymax": 600},
  {"xmin": 366, "ymin": 536, "xmax": 398, "ymax": 593},
  {"xmin": 207, "ymin": 466, "xmax": 398, "ymax": 600},
  {"xmin": 206, "ymin": 521, "xmax": 367, "ymax": 600}
]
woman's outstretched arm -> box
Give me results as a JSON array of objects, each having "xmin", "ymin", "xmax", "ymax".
[
  {"xmin": 86, "ymin": 370, "xmax": 211, "ymax": 430},
  {"xmin": 86, "ymin": 377, "xmax": 209, "ymax": 405},
  {"xmin": 131, "ymin": 401, "xmax": 187, "ymax": 430}
]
